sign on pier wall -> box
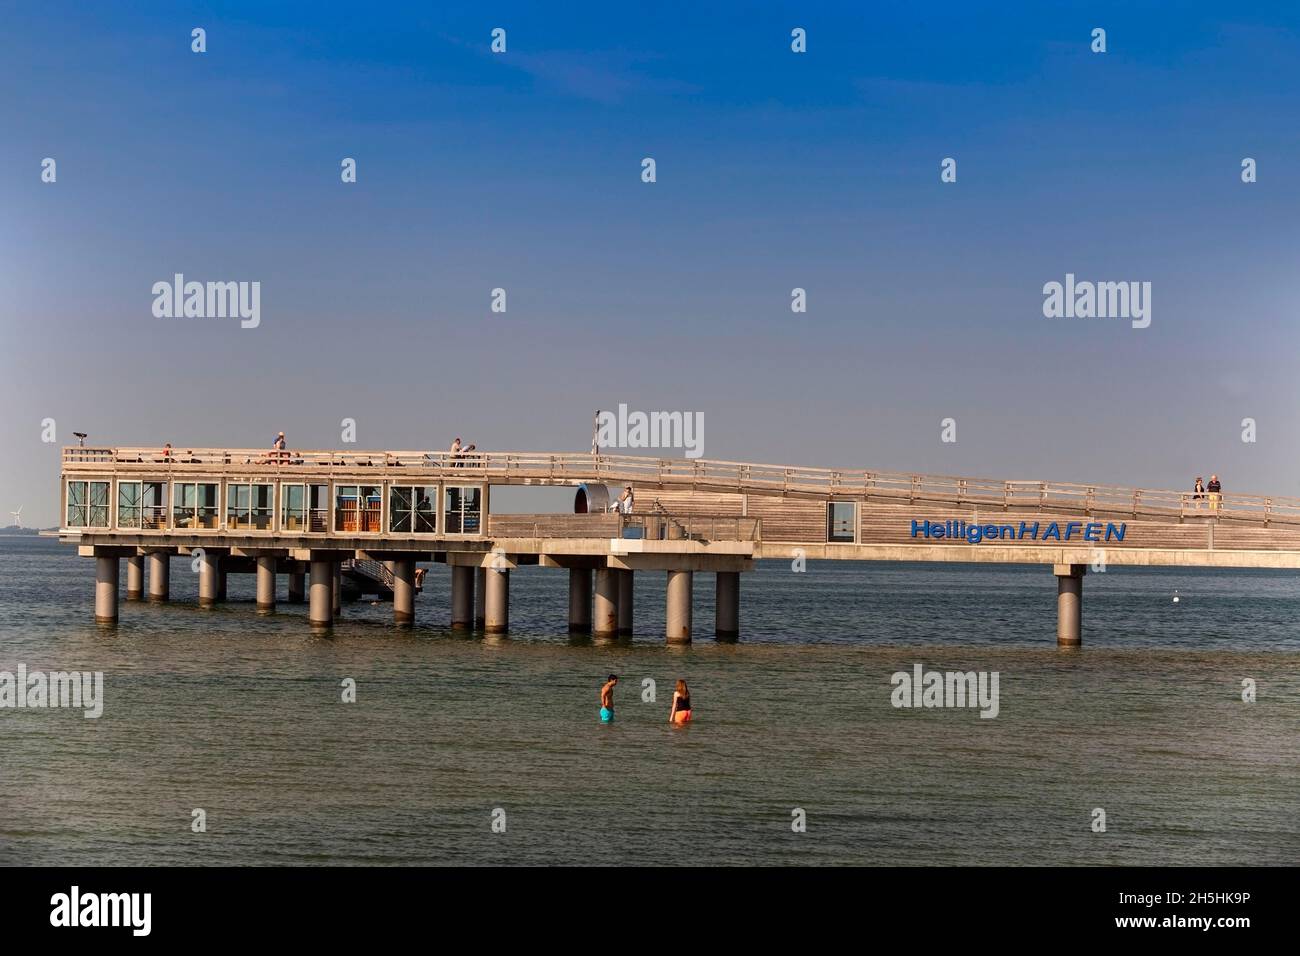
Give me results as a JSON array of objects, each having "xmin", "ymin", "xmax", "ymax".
[{"xmin": 910, "ymin": 519, "xmax": 1127, "ymax": 545}]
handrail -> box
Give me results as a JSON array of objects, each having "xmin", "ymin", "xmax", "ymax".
[
  {"xmin": 486, "ymin": 511, "xmax": 761, "ymax": 542},
  {"xmin": 60, "ymin": 446, "xmax": 1300, "ymax": 523}
]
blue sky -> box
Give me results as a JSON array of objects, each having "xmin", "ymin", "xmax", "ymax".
[{"xmin": 3, "ymin": 1, "xmax": 1299, "ymax": 524}]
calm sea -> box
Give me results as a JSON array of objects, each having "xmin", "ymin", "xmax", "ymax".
[{"xmin": 1, "ymin": 536, "xmax": 1296, "ymax": 866}]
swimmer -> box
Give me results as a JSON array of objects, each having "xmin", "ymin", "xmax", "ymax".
[
  {"xmin": 599, "ymin": 674, "xmax": 618, "ymax": 723},
  {"xmin": 668, "ymin": 679, "xmax": 692, "ymax": 725}
]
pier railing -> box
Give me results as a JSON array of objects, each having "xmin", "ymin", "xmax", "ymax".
[
  {"xmin": 487, "ymin": 512, "xmax": 761, "ymax": 542},
  {"xmin": 63, "ymin": 446, "xmax": 1300, "ymax": 527}
]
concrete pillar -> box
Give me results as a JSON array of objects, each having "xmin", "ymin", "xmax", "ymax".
[
  {"xmin": 1054, "ymin": 564, "xmax": 1085, "ymax": 647},
  {"xmin": 594, "ymin": 568, "xmax": 619, "ymax": 637},
  {"xmin": 147, "ymin": 551, "xmax": 170, "ymax": 602},
  {"xmin": 485, "ymin": 567, "xmax": 510, "ymax": 634},
  {"xmin": 666, "ymin": 569, "xmax": 693, "ymax": 644},
  {"xmin": 125, "ymin": 555, "xmax": 144, "ymax": 601},
  {"xmin": 617, "ymin": 569, "xmax": 634, "ymax": 635},
  {"xmin": 198, "ymin": 551, "xmax": 221, "ymax": 606},
  {"xmin": 568, "ymin": 568, "xmax": 592, "ymax": 633},
  {"xmin": 94, "ymin": 555, "xmax": 119, "ymax": 624},
  {"xmin": 716, "ymin": 571, "xmax": 740, "ymax": 640},
  {"xmin": 474, "ymin": 567, "xmax": 487, "ymax": 629},
  {"xmin": 332, "ymin": 564, "xmax": 342, "ymax": 615},
  {"xmin": 309, "ymin": 560, "xmax": 333, "ymax": 627},
  {"xmin": 451, "ymin": 565, "xmax": 474, "ymax": 629},
  {"xmin": 256, "ymin": 556, "xmax": 277, "ymax": 611},
  {"xmin": 287, "ymin": 571, "xmax": 305, "ymax": 604},
  {"xmin": 392, "ymin": 559, "xmax": 416, "ymax": 625}
]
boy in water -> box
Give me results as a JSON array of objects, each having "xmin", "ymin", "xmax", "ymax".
[{"xmin": 599, "ymin": 674, "xmax": 618, "ymax": 723}]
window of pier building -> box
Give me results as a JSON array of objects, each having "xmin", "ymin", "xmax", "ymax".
[
  {"xmin": 335, "ymin": 484, "xmax": 382, "ymax": 533},
  {"xmin": 226, "ymin": 482, "xmax": 274, "ymax": 531},
  {"xmin": 281, "ymin": 483, "xmax": 330, "ymax": 533},
  {"xmin": 827, "ymin": 501, "xmax": 857, "ymax": 543},
  {"xmin": 173, "ymin": 481, "xmax": 220, "ymax": 530},
  {"xmin": 66, "ymin": 479, "xmax": 110, "ymax": 528},
  {"xmin": 443, "ymin": 485, "xmax": 482, "ymax": 535},
  {"xmin": 390, "ymin": 485, "xmax": 438, "ymax": 534},
  {"xmin": 116, "ymin": 480, "xmax": 167, "ymax": 529}
]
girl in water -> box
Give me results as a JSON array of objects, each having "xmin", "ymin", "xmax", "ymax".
[{"xmin": 668, "ymin": 679, "xmax": 692, "ymax": 725}]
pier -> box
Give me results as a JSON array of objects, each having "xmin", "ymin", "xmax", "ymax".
[{"xmin": 59, "ymin": 446, "xmax": 1300, "ymax": 645}]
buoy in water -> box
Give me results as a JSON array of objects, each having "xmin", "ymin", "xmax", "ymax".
[{"xmin": 1172, "ymin": 590, "xmax": 1181, "ymax": 604}]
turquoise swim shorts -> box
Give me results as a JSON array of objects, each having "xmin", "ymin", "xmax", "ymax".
[{"xmin": 599, "ymin": 706, "xmax": 614, "ymax": 722}]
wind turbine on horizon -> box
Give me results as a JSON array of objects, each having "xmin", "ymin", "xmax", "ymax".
[{"xmin": 9, "ymin": 506, "xmax": 22, "ymax": 528}]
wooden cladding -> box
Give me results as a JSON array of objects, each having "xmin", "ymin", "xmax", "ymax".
[{"xmin": 634, "ymin": 488, "xmax": 1300, "ymax": 552}]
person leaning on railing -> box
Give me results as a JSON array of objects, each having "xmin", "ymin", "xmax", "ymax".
[{"xmin": 1207, "ymin": 475, "xmax": 1222, "ymax": 511}]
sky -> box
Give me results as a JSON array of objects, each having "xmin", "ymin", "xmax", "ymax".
[{"xmin": 3, "ymin": 1, "xmax": 1299, "ymax": 525}]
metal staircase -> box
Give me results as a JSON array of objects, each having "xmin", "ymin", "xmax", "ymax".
[{"xmin": 341, "ymin": 559, "xmax": 423, "ymax": 601}]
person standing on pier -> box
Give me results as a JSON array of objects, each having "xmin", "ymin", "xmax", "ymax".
[
  {"xmin": 592, "ymin": 410, "xmax": 601, "ymax": 455},
  {"xmin": 1207, "ymin": 474, "xmax": 1222, "ymax": 511},
  {"xmin": 599, "ymin": 674, "xmax": 618, "ymax": 723},
  {"xmin": 272, "ymin": 431, "xmax": 287, "ymax": 462},
  {"xmin": 449, "ymin": 437, "xmax": 462, "ymax": 466},
  {"xmin": 668, "ymin": 679, "xmax": 692, "ymax": 726}
]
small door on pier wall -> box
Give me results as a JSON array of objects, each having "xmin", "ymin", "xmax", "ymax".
[{"xmin": 827, "ymin": 502, "xmax": 856, "ymax": 543}]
